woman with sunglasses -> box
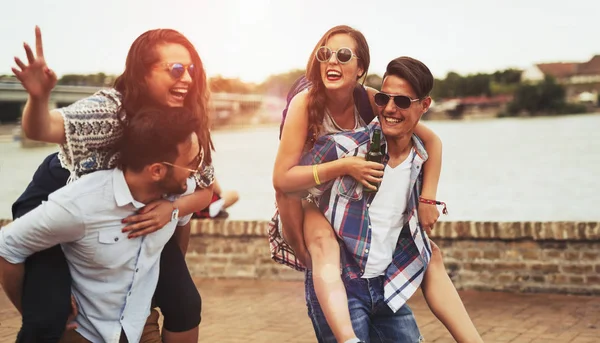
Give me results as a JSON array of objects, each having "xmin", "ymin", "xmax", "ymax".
[
  {"xmin": 273, "ymin": 25, "xmax": 482, "ymax": 342},
  {"xmin": 10, "ymin": 27, "xmax": 211, "ymax": 343}
]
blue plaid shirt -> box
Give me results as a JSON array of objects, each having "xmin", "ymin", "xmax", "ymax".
[{"xmin": 300, "ymin": 118, "xmax": 432, "ymax": 312}]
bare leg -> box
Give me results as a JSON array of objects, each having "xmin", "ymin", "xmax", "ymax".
[
  {"xmin": 220, "ymin": 190, "xmax": 239, "ymax": 208},
  {"xmin": 276, "ymin": 190, "xmax": 311, "ymax": 266},
  {"xmin": 421, "ymin": 241, "xmax": 483, "ymax": 343},
  {"xmin": 303, "ymin": 201, "xmax": 357, "ymax": 343}
]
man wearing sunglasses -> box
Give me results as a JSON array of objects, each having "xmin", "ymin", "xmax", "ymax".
[
  {"xmin": 299, "ymin": 56, "xmax": 434, "ymax": 342},
  {"xmin": 0, "ymin": 107, "xmax": 200, "ymax": 343}
]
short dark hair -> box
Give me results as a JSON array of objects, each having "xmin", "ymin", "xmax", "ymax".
[
  {"xmin": 117, "ymin": 107, "xmax": 199, "ymax": 172},
  {"xmin": 383, "ymin": 57, "xmax": 434, "ymax": 99}
]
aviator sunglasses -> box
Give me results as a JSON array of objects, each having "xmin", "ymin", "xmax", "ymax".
[
  {"xmin": 161, "ymin": 148, "xmax": 204, "ymax": 179},
  {"xmin": 315, "ymin": 46, "xmax": 359, "ymax": 64},
  {"xmin": 155, "ymin": 63, "xmax": 195, "ymax": 79},
  {"xmin": 374, "ymin": 92, "xmax": 421, "ymax": 109}
]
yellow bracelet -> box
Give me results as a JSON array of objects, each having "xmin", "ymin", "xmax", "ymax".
[{"xmin": 313, "ymin": 164, "xmax": 321, "ymax": 185}]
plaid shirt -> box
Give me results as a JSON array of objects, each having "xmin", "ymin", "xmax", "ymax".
[{"xmin": 299, "ymin": 118, "xmax": 433, "ymax": 312}]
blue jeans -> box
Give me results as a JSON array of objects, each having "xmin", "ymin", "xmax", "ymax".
[{"xmin": 305, "ymin": 270, "xmax": 423, "ymax": 343}]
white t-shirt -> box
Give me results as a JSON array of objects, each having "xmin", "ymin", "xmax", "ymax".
[{"xmin": 362, "ymin": 149, "xmax": 414, "ymax": 278}]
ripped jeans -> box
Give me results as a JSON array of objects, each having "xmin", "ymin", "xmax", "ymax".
[{"xmin": 305, "ymin": 269, "xmax": 423, "ymax": 343}]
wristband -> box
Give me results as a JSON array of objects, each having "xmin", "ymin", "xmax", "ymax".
[
  {"xmin": 312, "ymin": 164, "xmax": 321, "ymax": 185},
  {"xmin": 419, "ymin": 196, "xmax": 448, "ymax": 215}
]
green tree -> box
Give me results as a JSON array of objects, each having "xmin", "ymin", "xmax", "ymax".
[
  {"xmin": 256, "ymin": 69, "xmax": 306, "ymax": 97},
  {"xmin": 209, "ymin": 76, "xmax": 255, "ymax": 94},
  {"xmin": 431, "ymin": 68, "xmax": 522, "ymax": 100},
  {"xmin": 492, "ymin": 69, "xmax": 522, "ymax": 84},
  {"xmin": 506, "ymin": 76, "xmax": 585, "ymax": 115},
  {"xmin": 364, "ymin": 74, "xmax": 383, "ymax": 91}
]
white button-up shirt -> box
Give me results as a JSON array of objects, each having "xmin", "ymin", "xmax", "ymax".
[{"xmin": 0, "ymin": 169, "xmax": 194, "ymax": 343}]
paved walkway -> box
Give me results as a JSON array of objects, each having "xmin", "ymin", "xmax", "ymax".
[{"xmin": 0, "ymin": 279, "xmax": 599, "ymax": 342}]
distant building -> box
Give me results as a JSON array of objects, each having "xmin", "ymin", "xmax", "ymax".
[{"xmin": 522, "ymin": 55, "xmax": 600, "ymax": 102}]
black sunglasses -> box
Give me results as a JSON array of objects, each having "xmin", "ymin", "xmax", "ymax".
[
  {"xmin": 155, "ymin": 63, "xmax": 195, "ymax": 79},
  {"xmin": 374, "ymin": 92, "xmax": 420, "ymax": 109},
  {"xmin": 315, "ymin": 46, "xmax": 359, "ymax": 64}
]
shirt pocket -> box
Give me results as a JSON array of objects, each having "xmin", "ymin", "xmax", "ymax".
[
  {"xmin": 336, "ymin": 175, "xmax": 363, "ymax": 201},
  {"xmin": 94, "ymin": 228, "xmax": 131, "ymax": 268}
]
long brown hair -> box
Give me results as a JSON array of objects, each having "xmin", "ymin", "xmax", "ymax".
[
  {"xmin": 305, "ymin": 25, "xmax": 370, "ymax": 146},
  {"xmin": 114, "ymin": 29, "xmax": 213, "ymax": 163}
]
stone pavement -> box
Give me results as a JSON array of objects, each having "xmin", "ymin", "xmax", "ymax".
[{"xmin": 0, "ymin": 278, "xmax": 599, "ymax": 342}]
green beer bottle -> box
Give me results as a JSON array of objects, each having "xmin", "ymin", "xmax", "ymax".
[{"xmin": 364, "ymin": 129, "xmax": 383, "ymax": 193}]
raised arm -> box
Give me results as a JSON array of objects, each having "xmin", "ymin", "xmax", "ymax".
[{"xmin": 12, "ymin": 26, "xmax": 66, "ymax": 143}]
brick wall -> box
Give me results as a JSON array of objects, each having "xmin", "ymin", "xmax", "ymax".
[
  {"xmin": 185, "ymin": 219, "xmax": 303, "ymax": 281},
  {"xmin": 184, "ymin": 220, "xmax": 600, "ymax": 295},
  {"xmin": 1, "ymin": 218, "xmax": 598, "ymax": 294},
  {"xmin": 428, "ymin": 222, "xmax": 600, "ymax": 295}
]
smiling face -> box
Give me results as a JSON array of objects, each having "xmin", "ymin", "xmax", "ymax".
[
  {"xmin": 378, "ymin": 75, "xmax": 431, "ymax": 139},
  {"xmin": 318, "ymin": 33, "xmax": 364, "ymax": 93},
  {"xmin": 145, "ymin": 43, "xmax": 193, "ymax": 107}
]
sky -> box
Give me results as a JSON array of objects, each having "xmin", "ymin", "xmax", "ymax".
[{"xmin": 0, "ymin": 0, "xmax": 597, "ymax": 84}]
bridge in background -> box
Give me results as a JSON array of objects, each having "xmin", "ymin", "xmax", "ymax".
[{"xmin": 0, "ymin": 82, "xmax": 280, "ymax": 123}]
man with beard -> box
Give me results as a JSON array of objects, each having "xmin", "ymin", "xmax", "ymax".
[{"xmin": 0, "ymin": 107, "xmax": 201, "ymax": 343}]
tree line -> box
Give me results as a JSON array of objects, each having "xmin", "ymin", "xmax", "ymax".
[{"xmin": 3, "ymin": 66, "xmax": 595, "ymax": 116}]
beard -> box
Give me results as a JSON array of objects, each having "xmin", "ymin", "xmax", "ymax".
[{"xmin": 157, "ymin": 170, "xmax": 187, "ymax": 196}]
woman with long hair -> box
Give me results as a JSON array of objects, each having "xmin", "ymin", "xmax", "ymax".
[
  {"xmin": 272, "ymin": 25, "xmax": 482, "ymax": 343},
  {"xmin": 10, "ymin": 27, "xmax": 212, "ymax": 342}
]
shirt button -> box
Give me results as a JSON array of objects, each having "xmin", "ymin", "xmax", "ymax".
[
  {"xmin": 128, "ymin": 292, "xmax": 132, "ymax": 296},
  {"xmin": 367, "ymin": 204, "xmax": 370, "ymax": 208},
  {"xmin": 365, "ymin": 249, "xmax": 369, "ymax": 253},
  {"xmin": 135, "ymin": 268, "xmax": 139, "ymax": 273},
  {"xmin": 114, "ymin": 237, "xmax": 119, "ymax": 242},
  {"xmin": 121, "ymin": 316, "xmax": 124, "ymax": 320}
]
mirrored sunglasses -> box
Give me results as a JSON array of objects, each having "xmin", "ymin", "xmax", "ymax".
[
  {"xmin": 315, "ymin": 46, "xmax": 358, "ymax": 64},
  {"xmin": 157, "ymin": 63, "xmax": 195, "ymax": 79}
]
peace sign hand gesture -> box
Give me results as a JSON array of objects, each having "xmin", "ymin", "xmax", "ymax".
[{"xmin": 12, "ymin": 26, "xmax": 57, "ymax": 99}]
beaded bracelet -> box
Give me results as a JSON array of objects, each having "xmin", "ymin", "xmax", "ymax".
[{"xmin": 418, "ymin": 196, "xmax": 448, "ymax": 215}]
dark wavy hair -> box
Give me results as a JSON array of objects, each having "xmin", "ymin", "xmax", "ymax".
[
  {"xmin": 305, "ymin": 25, "xmax": 370, "ymax": 146},
  {"xmin": 113, "ymin": 28, "xmax": 213, "ymax": 163}
]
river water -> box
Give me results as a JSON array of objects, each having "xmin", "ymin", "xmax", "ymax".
[{"xmin": 1, "ymin": 114, "xmax": 598, "ymax": 221}]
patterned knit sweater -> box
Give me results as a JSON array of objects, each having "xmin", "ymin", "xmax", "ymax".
[{"xmin": 56, "ymin": 88, "xmax": 214, "ymax": 188}]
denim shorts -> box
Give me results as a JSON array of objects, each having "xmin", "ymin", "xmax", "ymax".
[{"xmin": 305, "ymin": 269, "xmax": 423, "ymax": 343}]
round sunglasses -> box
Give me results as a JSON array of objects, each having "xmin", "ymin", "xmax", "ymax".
[
  {"xmin": 374, "ymin": 92, "xmax": 421, "ymax": 109},
  {"xmin": 155, "ymin": 63, "xmax": 195, "ymax": 79},
  {"xmin": 315, "ymin": 46, "xmax": 359, "ymax": 64}
]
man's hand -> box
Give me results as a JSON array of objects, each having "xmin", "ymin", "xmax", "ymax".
[
  {"xmin": 342, "ymin": 156, "xmax": 384, "ymax": 191},
  {"xmin": 65, "ymin": 294, "xmax": 78, "ymax": 331},
  {"xmin": 121, "ymin": 199, "xmax": 174, "ymax": 238},
  {"xmin": 12, "ymin": 26, "xmax": 57, "ymax": 99}
]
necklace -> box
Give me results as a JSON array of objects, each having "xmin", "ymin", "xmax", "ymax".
[{"xmin": 325, "ymin": 106, "xmax": 359, "ymax": 131}]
